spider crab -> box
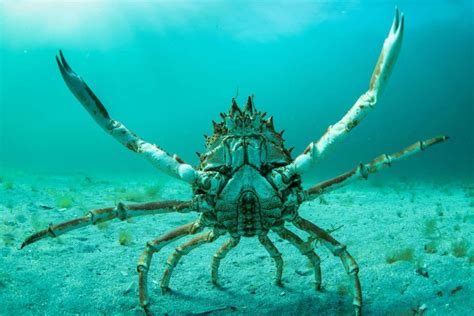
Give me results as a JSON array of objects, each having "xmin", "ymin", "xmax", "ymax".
[{"xmin": 22, "ymin": 9, "xmax": 448, "ymax": 315}]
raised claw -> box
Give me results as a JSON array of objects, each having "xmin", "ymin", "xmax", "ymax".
[
  {"xmin": 56, "ymin": 51, "xmax": 198, "ymax": 183},
  {"xmin": 389, "ymin": 7, "xmax": 400, "ymax": 35},
  {"xmin": 59, "ymin": 50, "xmax": 73, "ymax": 73},
  {"xmin": 369, "ymin": 8, "xmax": 404, "ymax": 97},
  {"xmin": 56, "ymin": 50, "xmax": 111, "ymax": 124},
  {"xmin": 284, "ymin": 9, "xmax": 406, "ymax": 176}
]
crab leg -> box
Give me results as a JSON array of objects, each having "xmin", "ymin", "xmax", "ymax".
[
  {"xmin": 306, "ymin": 135, "xmax": 449, "ymax": 197},
  {"xmin": 211, "ymin": 237, "xmax": 240, "ymax": 286},
  {"xmin": 21, "ymin": 200, "xmax": 193, "ymax": 249},
  {"xmin": 56, "ymin": 51, "xmax": 197, "ymax": 183},
  {"xmin": 137, "ymin": 221, "xmax": 204, "ymax": 310},
  {"xmin": 288, "ymin": 8, "xmax": 404, "ymax": 176},
  {"xmin": 160, "ymin": 230, "xmax": 222, "ymax": 294},
  {"xmin": 292, "ymin": 216, "xmax": 362, "ymax": 315},
  {"xmin": 258, "ymin": 234, "xmax": 284, "ymax": 285},
  {"xmin": 272, "ymin": 226, "xmax": 322, "ymax": 290}
]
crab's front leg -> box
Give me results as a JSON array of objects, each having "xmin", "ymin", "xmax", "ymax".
[
  {"xmin": 305, "ymin": 135, "xmax": 449, "ymax": 197},
  {"xmin": 21, "ymin": 200, "xmax": 194, "ymax": 248},
  {"xmin": 283, "ymin": 8, "xmax": 404, "ymax": 177},
  {"xmin": 56, "ymin": 51, "xmax": 197, "ymax": 183}
]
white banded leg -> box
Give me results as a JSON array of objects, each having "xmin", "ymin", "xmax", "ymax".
[
  {"xmin": 22, "ymin": 200, "xmax": 193, "ymax": 248},
  {"xmin": 306, "ymin": 136, "xmax": 449, "ymax": 197},
  {"xmin": 56, "ymin": 51, "xmax": 197, "ymax": 183},
  {"xmin": 281, "ymin": 9, "xmax": 404, "ymax": 178}
]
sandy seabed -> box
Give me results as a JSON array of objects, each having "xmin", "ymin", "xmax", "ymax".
[{"xmin": 0, "ymin": 172, "xmax": 473, "ymax": 316}]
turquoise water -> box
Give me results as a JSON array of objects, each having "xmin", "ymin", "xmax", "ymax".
[
  {"xmin": 0, "ymin": 1, "xmax": 472, "ymax": 179},
  {"xmin": 1, "ymin": 2, "xmax": 474, "ymax": 315}
]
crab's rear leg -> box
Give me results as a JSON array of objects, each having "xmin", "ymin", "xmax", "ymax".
[
  {"xmin": 160, "ymin": 230, "xmax": 222, "ymax": 294},
  {"xmin": 292, "ymin": 216, "xmax": 362, "ymax": 315},
  {"xmin": 272, "ymin": 226, "xmax": 322, "ymax": 291},
  {"xmin": 211, "ymin": 237, "xmax": 240, "ymax": 286},
  {"xmin": 21, "ymin": 200, "xmax": 193, "ymax": 248},
  {"xmin": 258, "ymin": 234, "xmax": 284, "ymax": 285},
  {"xmin": 137, "ymin": 221, "xmax": 204, "ymax": 311},
  {"xmin": 56, "ymin": 51, "xmax": 197, "ymax": 183},
  {"xmin": 305, "ymin": 136, "xmax": 449, "ymax": 198}
]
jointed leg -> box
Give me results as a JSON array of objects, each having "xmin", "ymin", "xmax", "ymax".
[
  {"xmin": 292, "ymin": 216, "xmax": 362, "ymax": 315},
  {"xmin": 277, "ymin": 9, "xmax": 405, "ymax": 177},
  {"xmin": 137, "ymin": 221, "xmax": 203, "ymax": 309},
  {"xmin": 305, "ymin": 135, "xmax": 449, "ymax": 198},
  {"xmin": 258, "ymin": 234, "xmax": 283, "ymax": 285},
  {"xmin": 211, "ymin": 237, "xmax": 240, "ymax": 286},
  {"xmin": 272, "ymin": 226, "xmax": 322, "ymax": 291},
  {"xmin": 160, "ymin": 230, "xmax": 222, "ymax": 294},
  {"xmin": 56, "ymin": 51, "xmax": 197, "ymax": 182},
  {"xmin": 21, "ymin": 200, "xmax": 193, "ymax": 248}
]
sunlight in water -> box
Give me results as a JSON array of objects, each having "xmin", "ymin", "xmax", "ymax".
[{"xmin": 0, "ymin": 0, "xmax": 345, "ymax": 48}]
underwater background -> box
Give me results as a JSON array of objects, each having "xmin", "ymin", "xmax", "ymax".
[
  {"xmin": 0, "ymin": 1, "xmax": 473, "ymax": 316},
  {"xmin": 0, "ymin": 0, "xmax": 472, "ymax": 181}
]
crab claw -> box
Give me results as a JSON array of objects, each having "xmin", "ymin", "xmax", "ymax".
[
  {"xmin": 56, "ymin": 51, "xmax": 198, "ymax": 183},
  {"xmin": 369, "ymin": 7, "xmax": 405, "ymax": 98},
  {"xmin": 56, "ymin": 50, "xmax": 111, "ymax": 125},
  {"xmin": 283, "ymin": 8, "xmax": 406, "ymax": 176}
]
